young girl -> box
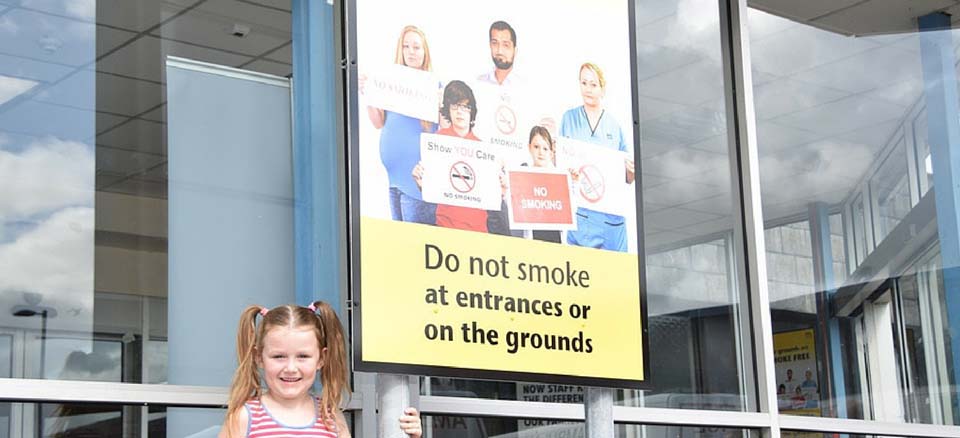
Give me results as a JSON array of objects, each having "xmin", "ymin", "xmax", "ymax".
[{"xmin": 219, "ymin": 301, "xmax": 422, "ymax": 438}]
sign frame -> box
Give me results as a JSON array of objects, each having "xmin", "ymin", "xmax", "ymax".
[{"xmin": 340, "ymin": 0, "xmax": 651, "ymax": 389}]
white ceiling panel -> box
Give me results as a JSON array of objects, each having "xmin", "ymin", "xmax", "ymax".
[
  {"xmin": 638, "ymin": 60, "xmax": 725, "ymax": 106},
  {"xmin": 244, "ymin": 59, "xmax": 291, "ymax": 77},
  {"xmin": 246, "ymin": 0, "xmax": 291, "ymax": 12},
  {"xmin": 96, "ymin": 119, "xmax": 166, "ymax": 155},
  {"xmin": 15, "ymin": 0, "xmax": 96, "ymax": 21},
  {"xmin": 264, "ymin": 42, "xmax": 291, "ymax": 63},
  {"xmin": 635, "ymin": 0, "xmax": 678, "ymax": 27},
  {"xmin": 640, "ymin": 106, "xmax": 726, "ymax": 149},
  {"xmin": 95, "ymin": 0, "xmax": 175, "ymax": 32},
  {"xmin": 677, "ymin": 217, "xmax": 734, "ymax": 241},
  {"xmin": 97, "ymin": 36, "xmax": 250, "ymax": 83},
  {"xmin": 96, "ymin": 73, "xmax": 165, "ymax": 116},
  {"xmin": 194, "ymin": 0, "xmax": 290, "ymax": 33},
  {"xmin": 0, "ymin": 100, "xmax": 95, "ymax": 142},
  {"xmin": 812, "ymin": 0, "xmax": 956, "ymax": 36},
  {"xmin": 0, "ymin": 8, "xmax": 97, "ymax": 66},
  {"xmin": 749, "ymin": 0, "xmax": 864, "ymax": 22},
  {"xmin": 0, "ymin": 52, "xmax": 74, "ymax": 83},
  {"xmin": 835, "ymin": 119, "xmax": 901, "ymax": 153},
  {"xmin": 645, "ymin": 230, "xmax": 695, "ymax": 250},
  {"xmin": 642, "ymin": 147, "xmax": 728, "ymax": 180},
  {"xmin": 750, "ymin": 24, "xmax": 879, "ymax": 77},
  {"xmin": 139, "ymin": 104, "xmax": 166, "ymax": 123},
  {"xmin": 753, "ymin": 78, "xmax": 850, "ymax": 121},
  {"xmin": 638, "ymin": 96, "xmax": 690, "ymax": 124},
  {"xmin": 634, "ymin": 8, "xmax": 721, "ymax": 62},
  {"xmin": 771, "ymin": 95, "xmax": 906, "ymax": 137},
  {"xmin": 138, "ymin": 162, "xmax": 167, "ymax": 182},
  {"xmin": 685, "ymin": 134, "xmax": 728, "ymax": 154},
  {"xmin": 678, "ymin": 194, "xmax": 734, "ymax": 218},
  {"xmin": 97, "ymin": 25, "xmax": 139, "ymax": 59},
  {"xmin": 33, "ymin": 68, "xmax": 95, "ymax": 110},
  {"xmin": 96, "ymin": 112, "xmax": 129, "ymax": 133},
  {"xmin": 643, "ymin": 179, "xmax": 724, "ymax": 207},
  {"xmin": 789, "ymin": 46, "xmax": 921, "ymax": 95},
  {"xmin": 755, "ymin": 121, "xmax": 822, "ymax": 155},
  {"xmin": 154, "ymin": 7, "xmax": 288, "ymax": 57},
  {"xmin": 863, "ymin": 78, "xmax": 924, "ymax": 108},
  {"xmin": 745, "ymin": 6, "xmax": 799, "ymax": 42},
  {"xmin": 97, "ymin": 146, "xmax": 166, "ymax": 175},
  {"xmin": 636, "ymin": 42, "xmax": 703, "ymax": 81},
  {"xmin": 646, "ymin": 207, "xmax": 721, "ymax": 231}
]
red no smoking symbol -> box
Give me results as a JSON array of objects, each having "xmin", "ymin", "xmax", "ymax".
[
  {"xmin": 495, "ymin": 104, "xmax": 517, "ymax": 135},
  {"xmin": 578, "ymin": 164, "xmax": 605, "ymax": 203},
  {"xmin": 449, "ymin": 161, "xmax": 476, "ymax": 193}
]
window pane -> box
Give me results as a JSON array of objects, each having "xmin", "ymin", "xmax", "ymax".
[
  {"xmin": 0, "ymin": 0, "xmax": 295, "ymax": 387},
  {"xmin": 617, "ymin": 424, "xmax": 756, "ymax": 438},
  {"xmin": 749, "ymin": 1, "xmax": 960, "ymax": 425},
  {"xmin": 425, "ymin": 415, "xmax": 581, "ymax": 438},
  {"xmin": 421, "ymin": 0, "xmax": 754, "ymax": 411}
]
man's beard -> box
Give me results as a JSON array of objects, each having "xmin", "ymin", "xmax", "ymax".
[{"xmin": 492, "ymin": 56, "xmax": 513, "ymax": 70}]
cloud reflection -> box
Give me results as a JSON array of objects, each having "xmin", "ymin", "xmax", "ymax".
[
  {"xmin": 0, "ymin": 74, "xmax": 38, "ymax": 106},
  {"xmin": 0, "ymin": 137, "xmax": 93, "ymax": 220}
]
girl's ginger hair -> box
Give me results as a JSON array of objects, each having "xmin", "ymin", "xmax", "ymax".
[{"xmin": 224, "ymin": 301, "xmax": 349, "ymax": 436}]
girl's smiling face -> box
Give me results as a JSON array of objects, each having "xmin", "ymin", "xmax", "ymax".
[{"xmin": 259, "ymin": 325, "xmax": 324, "ymax": 401}]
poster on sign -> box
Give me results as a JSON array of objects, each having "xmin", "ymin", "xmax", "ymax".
[
  {"xmin": 556, "ymin": 137, "xmax": 631, "ymax": 217},
  {"xmin": 419, "ymin": 133, "xmax": 504, "ymax": 211},
  {"xmin": 506, "ymin": 167, "xmax": 575, "ymax": 230},
  {"xmin": 346, "ymin": 0, "xmax": 649, "ymax": 389},
  {"xmin": 471, "ymin": 81, "xmax": 539, "ymax": 166},
  {"xmin": 361, "ymin": 63, "xmax": 441, "ymax": 122}
]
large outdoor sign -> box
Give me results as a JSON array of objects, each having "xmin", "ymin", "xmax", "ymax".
[{"xmin": 346, "ymin": 0, "xmax": 649, "ymax": 388}]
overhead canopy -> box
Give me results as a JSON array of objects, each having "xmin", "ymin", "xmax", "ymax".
[{"xmin": 750, "ymin": 0, "xmax": 960, "ymax": 36}]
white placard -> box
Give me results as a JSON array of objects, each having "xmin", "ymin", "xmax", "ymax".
[
  {"xmin": 419, "ymin": 133, "xmax": 503, "ymax": 210},
  {"xmin": 556, "ymin": 137, "xmax": 632, "ymax": 216},
  {"xmin": 363, "ymin": 63, "xmax": 440, "ymax": 123}
]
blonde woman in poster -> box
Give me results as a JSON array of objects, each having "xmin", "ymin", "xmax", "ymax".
[
  {"xmin": 361, "ymin": 25, "xmax": 438, "ymax": 225},
  {"xmin": 559, "ymin": 62, "xmax": 635, "ymax": 252}
]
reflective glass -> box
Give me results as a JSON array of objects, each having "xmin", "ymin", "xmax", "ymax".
[
  {"xmin": 749, "ymin": 1, "xmax": 960, "ymax": 424},
  {"xmin": 0, "ymin": 403, "xmax": 240, "ymax": 438},
  {"xmin": 0, "ymin": 0, "xmax": 294, "ymax": 386},
  {"xmin": 617, "ymin": 424, "xmax": 755, "ymax": 438},
  {"xmin": 421, "ymin": 0, "xmax": 754, "ymax": 411},
  {"xmin": 425, "ymin": 415, "xmax": 581, "ymax": 438}
]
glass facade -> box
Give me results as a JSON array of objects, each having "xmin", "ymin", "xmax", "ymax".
[
  {"xmin": 749, "ymin": 0, "xmax": 960, "ymax": 428},
  {"xmin": 0, "ymin": 0, "xmax": 959, "ymax": 437}
]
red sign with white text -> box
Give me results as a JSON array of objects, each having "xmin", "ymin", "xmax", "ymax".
[{"xmin": 507, "ymin": 169, "xmax": 575, "ymax": 230}]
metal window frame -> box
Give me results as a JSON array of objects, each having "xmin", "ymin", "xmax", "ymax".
[{"xmin": 5, "ymin": 1, "xmax": 960, "ymax": 437}]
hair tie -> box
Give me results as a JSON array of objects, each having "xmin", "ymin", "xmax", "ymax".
[
  {"xmin": 307, "ymin": 303, "xmax": 317, "ymax": 312},
  {"xmin": 259, "ymin": 307, "xmax": 269, "ymax": 316}
]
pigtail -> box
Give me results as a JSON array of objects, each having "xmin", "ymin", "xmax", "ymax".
[
  {"xmin": 224, "ymin": 305, "xmax": 265, "ymax": 437},
  {"xmin": 312, "ymin": 300, "xmax": 350, "ymax": 421}
]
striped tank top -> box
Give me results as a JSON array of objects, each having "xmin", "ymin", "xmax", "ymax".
[{"xmin": 245, "ymin": 398, "xmax": 338, "ymax": 438}]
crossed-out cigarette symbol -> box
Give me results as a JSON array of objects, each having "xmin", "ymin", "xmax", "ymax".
[{"xmin": 449, "ymin": 161, "xmax": 477, "ymax": 193}]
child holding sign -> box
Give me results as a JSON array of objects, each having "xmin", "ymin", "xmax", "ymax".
[
  {"xmin": 413, "ymin": 80, "xmax": 510, "ymax": 234},
  {"xmin": 521, "ymin": 125, "xmax": 563, "ymax": 243},
  {"xmin": 218, "ymin": 302, "xmax": 422, "ymax": 438}
]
